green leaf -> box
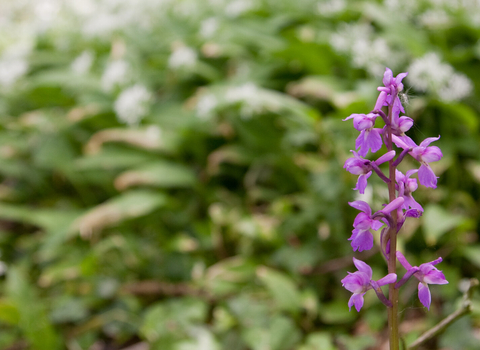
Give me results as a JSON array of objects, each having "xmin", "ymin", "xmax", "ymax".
[
  {"xmin": 256, "ymin": 266, "xmax": 302, "ymax": 313},
  {"xmin": 6, "ymin": 267, "xmax": 62, "ymax": 350},
  {"xmin": 71, "ymin": 190, "xmax": 167, "ymax": 237},
  {"xmin": 298, "ymin": 332, "xmax": 337, "ymax": 350},
  {"xmin": 114, "ymin": 161, "xmax": 196, "ymax": 190},
  {"xmin": 140, "ymin": 298, "xmax": 207, "ymax": 343},
  {"xmin": 422, "ymin": 205, "xmax": 466, "ymax": 245},
  {"xmin": 463, "ymin": 245, "xmax": 480, "ymax": 268},
  {"xmin": 0, "ymin": 300, "xmax": 20, "ymax": 325}
]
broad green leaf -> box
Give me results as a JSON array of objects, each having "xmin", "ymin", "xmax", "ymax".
[
  {"xmin": 256, "ymin": 266, "xmax": 302, "ymax": 313},
  {"xmin": 71, "ymin": 190, "xmax": 167, "ymax": 237},
  {"xmin": 75, "ymin": 147, "xmax": 155, "ymax": 170},
  {"xmin": 114, "ymin": 161, "xmax": 196, "ymax": 190},
  {"xmin": 422, "ymin": 205, "xmax": 466, "ymax": 245}
]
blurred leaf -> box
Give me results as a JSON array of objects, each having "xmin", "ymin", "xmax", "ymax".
[
  {"xmin": 205, "ymin": 257, "xmax": 256, "ymax": 296},
  {"xmin": 140, "ymin": 298, "xmax": 207, "ymax": 343},
  {"xmin": 71, "ymin": 190, "xmax": 167, "ymax": 238},
  {"xmin": 462, "ymin": 245, "xmax": 480, "ymax": 268},
  {"xmin": 298, "ymin": 332, "xmax": 337, "ymax": 350},
  {"xmin": 114, "ymin": 161, "xmax": 196, "ymax": 190},
  {"xmin": 422, "ymin": 205, "xmax": 466, "ymax": 245},
  {"xmin": 320, "ymin": 300, "xmax": 356, "ymax": 324},
  {"xmin": 256, "ymin": 266, "xmax": 302, "ymax": 313},
  {"xmin": 0, "ymin": 300, "xmax": 20, "ymax": 325},
  {"xmin": 75, "ymin": 147, "xmax": 156, "ymax": 170},
  {"xmin": 6, "ymin": 267, "xmax": 62, "ymax": 350},
  {"xmin": 85, "ymin": 126, "xmax": 179, "ymax": 154}
]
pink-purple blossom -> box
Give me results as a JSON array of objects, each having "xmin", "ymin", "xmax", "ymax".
[
  {"xmin": 343, "ymin": 150, "xmax": 395, "ymax": 194},
  {"xmin": 392, "ymin": 135, "xmax": 443, "ymax": 188},
  {"xmin": 348, "ymin": 198, "xmax": 404, "ymax": 252},
  {"xmin": 395, "ymin": 169, "xmax": 423, "ymax": 212},
  {"xmin": 341, "ymin": 258, "xmax": 397, "ymax": 312},
  {"xmin": 343, "ymin": 113, "xmax": 383, "ymax": 157},
  {"xmin": 396, "ymin": 251, "xmax": 448, "ymax": 309}
]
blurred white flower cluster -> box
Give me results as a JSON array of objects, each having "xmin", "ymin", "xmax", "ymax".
[
  {"xmin": 71, "ymin": 50, "xmax": 95, "ymax": 74},
  {"xmin": 407, "ymin": 53, "xmax": 473, "ymax": 101},
  {"xmin": 195, "ymin": 82, "xmax": 290, "ymax": 120},
  {"xmin": 101, "ymin": 60, "xmax": 130, "ymax": 92},
  {"xmin": 0, "ymin": 43, "xmax": 30, "ymax": 89},
  {"xmin": 168, "ymin": 45, "xmax": 198, "ymax": 70},
  {"xmin": 330, "ymin": 23, "xmax": 403, "ymax": 77},
  {"xmin": 114, "ymin": 85, "xmax": 152, "ymax": 126}
]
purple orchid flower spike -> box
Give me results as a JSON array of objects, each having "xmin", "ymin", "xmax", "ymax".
[
  {"xmin": 341, "ymin": 258, "xmax": 397, "ymax": 312},
  {"xmin": 392, "ymin": 135, "xmax": 443, "ymax": 188},
  {"xmin": 395, "ymin": 251, "xmax": 448, "ymax": 309},
  {"xmin": 343, "ymin": 113, "xmax": 383, "ymax": 157},
  {"xmin": 344, "ymin": 150, "xmax": 395, "ymax": 194},
  {"xmin": 348, "ymin": 198, "xmax": 404, "ymax": 252},
  {"xmin": 396, "ymin": 169, "xmax": 423, "ymax": 212}
]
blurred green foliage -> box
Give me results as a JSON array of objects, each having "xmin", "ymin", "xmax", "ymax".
[{"xmin": 0, "ymin": 0, "xmax": 480, "ymax": 349}]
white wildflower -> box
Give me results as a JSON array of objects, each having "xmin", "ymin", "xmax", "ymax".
[
  {"xmin": 168, "ymin": 46, "xmax": 197, "ymax": 69},
  {"xmin": 196, "ymin": 93, "xmax": 218, "ymax": 119},
  {"xmin": 0, "ymin": 43, "xmax": 31, "ymax": 88},
  {"xmin": 407, "ymin": 53, "xmax": 472, "ymax": 101},
  {"xmin": 317, "ymin": 0, "xmax": 346, "ymax": 16},
  {"xmin": 71, "ymin": 50, "xmax": 94, "ymax": 74},
  {"xmin": 331, "ymin": 23, "xmax": 399, "ymax": 76},
  {"xmin": 225, "ymin": 0, "xmax": 253, "ymax": 18},
  {"xmin": 200, "ymin": 17, "xmax": 219, "ymax": 38},
  {"xmin": 0, "ymin": 58, "xmax": 28, "ymax": 88},
  {"xmin": 101, "ymin": 60, "xmax": 129, "ymax": 92},
  {"xmin": 419, "ymin": 9, "xmax": 450, "ymax": 28},
  {"xmin": 114, "ymin": 85, "xmax": 151, "ymax": 126},
  {"xmin": 225, "ymin": 82, "xmax": 265, "ymax": 118},
  {"xmin": 438, "ymin": 74, "xmax": 473, "ymax": 102}
]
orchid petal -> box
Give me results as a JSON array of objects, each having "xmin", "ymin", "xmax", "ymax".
[
  {"xmin": 418, "ymin": 164, "xmax": 437, "ymax": 188},
  {"xmin": 348, "ymin": 293, "xmax": 365, "ymax": 312},
  {"xmin": 418, "ymin": 283, "xmax": 431, "ymax": 309},
  {"xmin": 348, "ymin": 201, "xmax": 371, "ymax": 214}
]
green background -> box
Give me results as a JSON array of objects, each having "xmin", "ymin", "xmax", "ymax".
[{"xmin": 0, "ymin": 0, "xmax": 479, "ymax": 349}]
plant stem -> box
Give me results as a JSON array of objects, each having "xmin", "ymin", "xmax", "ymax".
[{"xmin": 386, "ymin": 101, "xmax": 399, "ymax": 350}]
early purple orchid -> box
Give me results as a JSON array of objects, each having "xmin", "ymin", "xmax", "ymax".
[
  {"xmin": 392, "ymin": 135, "xmax": 443, "ymax": 188},
  {"xmin": 342, "ymin": 68, "xmax": 448, "ymax": 337},
  {"xmin": 343, "ymin": 113, "xmax": 383, "ymax": 157},
  {"xmin": 341, "ymin": 258, "xmax": 397, "ymax": 312},
  {"xmin": 395, "ymin": 251, "xmax": 448, "ymax": 309},
  {"xmin": 344, "ymin": 150, "xmax": 395, "ymax": 194},
  {"xmin": 348, "ymin": 198, "xmax": 404, "ymax": 252}
]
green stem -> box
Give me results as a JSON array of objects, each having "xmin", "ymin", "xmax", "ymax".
[{"xmin": 386, "ymin": 100, "xmax": 399, "ymax": 350}]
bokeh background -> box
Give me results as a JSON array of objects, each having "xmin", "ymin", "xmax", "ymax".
[{"xmin": 1, "ymin": 0, "xmax": 480, "ymax": 349}]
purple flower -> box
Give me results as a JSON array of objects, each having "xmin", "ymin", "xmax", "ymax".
[
  {"xmin": 341, "ymin": 258, "xmax": 397, "ymax": 312},
  {"xmin": 396, "ymin": 251, "xmax": 448, "ymax": 310},
  {"xmin": 343, "ymin": 113, "xmax": 383, "ymax": 157},
  {"xmin": 392, "ymin": 135, "xmax": 443, "ymax": 188},
  {"xmin": 377, "ymin": 67, "xmax": 408, "ymax": 114},
  {"xmin": 348, "ymin": 198, "xmax": 404, "ymax": 252},
  {"xmin": 396, "ymin": 169, "xmax": 423, "ymax": 212},
  {"xmin": 344, "ymin": 150, "xmax": 395, "ymax": 194}
]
